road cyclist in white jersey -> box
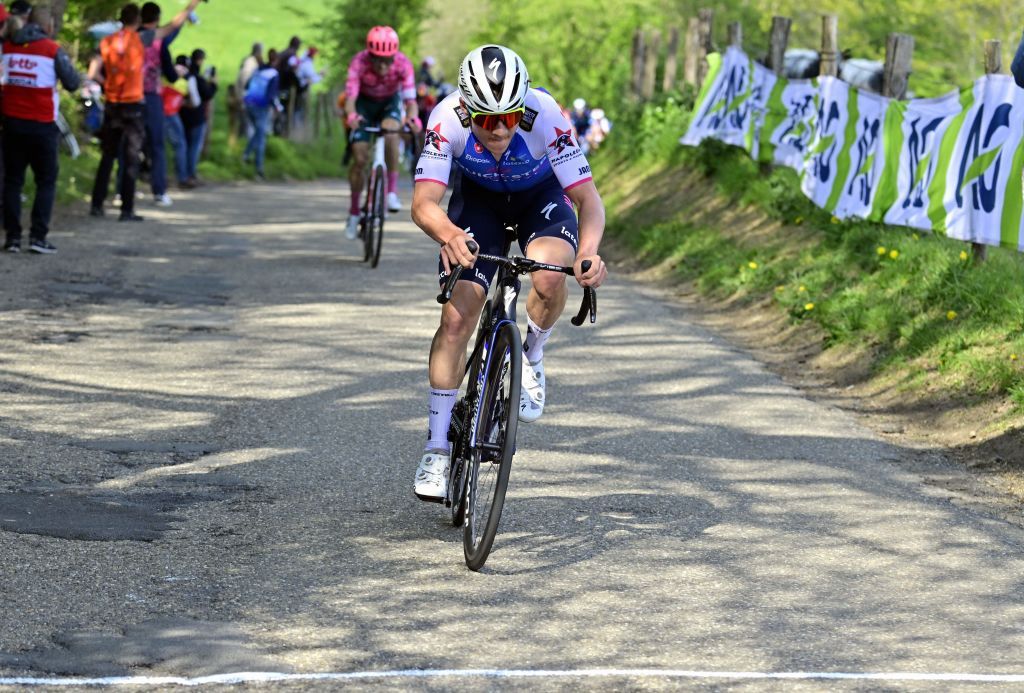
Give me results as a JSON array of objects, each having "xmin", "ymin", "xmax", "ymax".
[{"xmin": 410, "ymin": 44, "xmax": 608, "ymax": 501}]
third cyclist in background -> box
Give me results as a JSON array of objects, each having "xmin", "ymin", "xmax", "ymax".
[{"xmin": 342, "ymin": 26, "xmax": 421, "ymax": 240}]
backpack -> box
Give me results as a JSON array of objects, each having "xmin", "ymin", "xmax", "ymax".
[{"xmin": 244, "ymin": 69, "xmax": 273, "ymax": 107}]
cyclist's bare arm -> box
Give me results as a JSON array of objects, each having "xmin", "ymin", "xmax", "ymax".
[
  {"xmin": 566, "ymin": 180, "xmax": 608, "ymax": 288},
  {"xmin": 411, "ymin": 181, "xmax": 477, "ymax": 271}
]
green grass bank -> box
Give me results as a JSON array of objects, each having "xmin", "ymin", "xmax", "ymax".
[{"xmin": 592, "ymin": 94, "xmax": 1024, "ymax": 441}]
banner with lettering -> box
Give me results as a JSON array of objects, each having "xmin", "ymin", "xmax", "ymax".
[{"xmin": 681, "ymin": 50, "xmax": 1024, "ymax": 252}]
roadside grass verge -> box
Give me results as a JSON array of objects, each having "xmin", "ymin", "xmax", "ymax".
[{"xmin": 594, "ymin": 96, "xmax": 1024, "ymax": 422}]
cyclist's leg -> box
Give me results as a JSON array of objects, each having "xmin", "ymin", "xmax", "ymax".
[
  {"xmin": 381, "ymin": 94, "xmax": 404, "ymax": 206},
  {"xmin": 518, "ymin": 181, "xmax": 579, "ymax": 329}
]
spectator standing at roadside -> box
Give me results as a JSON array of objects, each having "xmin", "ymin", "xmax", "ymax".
[
  {"xmin": 235, "ymin": 42, "xmax": 263, "ymax": 137},
  {"xmin": 178, "ymin": 48, "xmax": 216, "ymax": 187},
  {"xmin": 2, "ymin": 1, "xmax": 80, "ymax": 254},
  {"xmin": 90, "ymin": 3, "xmax": 147, "ymax": 221},
  {"xmin": 137, "ymin": 0, "xmax": 203, "ymax": 208},
  {"xmin": 293, "ymin": 45, "xmax": 321, "ymax": 127},
  {"xmin": 162, "ymin": 54, "xmax": 189, "ymax": 187},
  {"xmin": 274, "ymin": 35, "xmax": 300, "ymax": 133},
  {"xmin": 242, "ymin": 58, "xmax": 279, "ymax": 179}
]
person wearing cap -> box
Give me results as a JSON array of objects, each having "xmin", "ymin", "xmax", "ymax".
[{"xmin": 2, "ymin": 2, "xmax": 81, "ymax": 254}]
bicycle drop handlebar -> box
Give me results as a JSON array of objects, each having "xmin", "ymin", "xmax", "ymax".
[{"xmin": 436, "ymin": 240, "xmax": 597, "ymax": 325}]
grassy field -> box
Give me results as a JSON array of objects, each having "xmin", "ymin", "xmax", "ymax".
[{"xmin": 161, "ymin": 0, "xmax": 333, "ymax": 84}]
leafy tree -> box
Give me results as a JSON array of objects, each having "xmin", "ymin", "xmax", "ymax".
[{"xmin": 318, "ymin": 0, "xmax": 431, "ymax": 82}]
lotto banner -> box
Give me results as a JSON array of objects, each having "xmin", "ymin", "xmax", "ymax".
[{"xmin": 681, "ymin": 50, "xmax": 1024, "ymax": 251}]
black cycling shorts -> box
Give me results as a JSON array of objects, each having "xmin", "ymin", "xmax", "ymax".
[{"xmin": 439, "ymin": 173, "xmax": 579, "ymax": 293}]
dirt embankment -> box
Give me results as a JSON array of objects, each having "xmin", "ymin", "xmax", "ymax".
[{"xmin": 605, "ymin": 161, "xmax": 1024, "ymax": 508}]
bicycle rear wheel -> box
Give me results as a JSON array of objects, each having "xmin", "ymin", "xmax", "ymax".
[
  {"xmin": 364, "ymin": 164, "xmax": 385, "ymax": 267},
  {"xmin": 464, "ymin": 321, "xmax": 521, "ymax": 571}
]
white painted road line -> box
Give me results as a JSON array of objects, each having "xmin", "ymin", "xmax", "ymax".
[{"xmin": 5, "ymin": 669, "xmax": 1024, "ymax": 686}]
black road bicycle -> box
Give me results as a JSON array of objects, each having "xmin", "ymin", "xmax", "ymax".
[{"xmin": 436, "ymin": 238, "xmax": 596, "ymax": 571}]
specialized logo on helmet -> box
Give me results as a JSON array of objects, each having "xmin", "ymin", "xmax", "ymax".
[
  {"xmin": 548, "ymin": 127, "xmax": 576, "ymax": 154},
  {"xmin": 424, "ymin": 123, "xmax": 449, "ymax": 151},
  {"xmin": 488, "ymin": 57, "xmax": 502, "ymax": 81}
]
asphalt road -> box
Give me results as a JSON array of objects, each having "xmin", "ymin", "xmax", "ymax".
[{"xmin": 1, "ymin": 179, "xmax": 1023, "ymax": 690}]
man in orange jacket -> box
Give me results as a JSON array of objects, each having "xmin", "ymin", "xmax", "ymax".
[{"xmin": 90, "ymin": 3, "xmax": 147, "ymax": 221}]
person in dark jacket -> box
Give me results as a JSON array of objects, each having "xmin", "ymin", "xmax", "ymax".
[
  {"xmin": 178, "ymin": 48, "xmax": 216, "ymax": 187},
  {"xmin": 1012, "ymin": 30, "xmax": 1024, "ymax": 88},
  {"xmin": 2, "ymin": 2, "xmax": 80, "ymax": 254}
]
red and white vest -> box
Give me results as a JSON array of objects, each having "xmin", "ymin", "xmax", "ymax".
[{"xmin": 2, "ymin": 38, "xmax": 60, "ymax": 123}]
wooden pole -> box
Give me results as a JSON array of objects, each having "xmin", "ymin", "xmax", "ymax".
[
  {"xmin": 642, "ymin": 30, "xmax": 661, "ymax": 100},
  {"xmin": 683, "ymin": 17, "xmax": 700, "ymax": 86},
  {"xmin": 663, "ymin": 26, "xmax": 680, "ymax": 93},
  {"xmin": 727, "ymin": 21, "xmax": 742, "ymax": 48},
  {"xmin": 696, "ymin": 8, "xmax": 714, "ymax": 85},
  {"xmin": 631, "ymin": 28, "xmax": 646, "ymax": 100},
  {"xmin": 971, "ymin": 39, "xmax": 1003, "ymax": 262},
  {"xmin": 766, "ymin": 16, "xmax": 791, "ymax": 75},
  {"xmin": 819, "ymin": 15, "xmax": 839, "ymax": 77},
  {"xmin": 882, "ymin": 33, "xmax": 914, "ymax": 100}
]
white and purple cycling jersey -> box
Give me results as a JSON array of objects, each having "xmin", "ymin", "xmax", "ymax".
[{"xmin": 415, "ymin": 88, "xmax": 593, "ymax": 194}]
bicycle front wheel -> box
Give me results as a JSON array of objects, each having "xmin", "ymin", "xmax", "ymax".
[
  {"xmin": 464, "ymin": 321, "xmax": 521, "ymax": 571},
  {"xmin": 364, "ymin": 164, "xmax": 385, "ymax": 267}
]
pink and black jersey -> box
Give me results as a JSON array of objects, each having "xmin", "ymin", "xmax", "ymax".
[
  {"xmin": 415, "ymin": 89, "xmax": 593, "ymax": 194},
  {"xmin": 345, "ymin": 50, "xmax": 416, "ymax": 103}
]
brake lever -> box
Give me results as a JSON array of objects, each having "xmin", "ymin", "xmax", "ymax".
[{"xmin": 570, "ymin": 260, "xmax": 596, "ymax": 326}]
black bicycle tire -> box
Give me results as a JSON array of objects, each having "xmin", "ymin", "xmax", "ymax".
[
  {"xmin": 369, "ymin": 164, "xmax": 385, "ymax": 268},
  {"xmin": 452, "ymin": 301, "xmax": 493, "ymax": 527},
  {"xmin": 464, "ymin": 321, "xmax": 521, "ymax": 571}
]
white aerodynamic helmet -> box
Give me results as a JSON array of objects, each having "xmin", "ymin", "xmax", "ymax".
[{"xmin": 458, "ymin": 45, "xmax": 529, "ymax": 113}]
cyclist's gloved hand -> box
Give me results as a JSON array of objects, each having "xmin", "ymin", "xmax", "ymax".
[
  {"xmin": 574, "ymin": 254, "xmax": 607, "ymax": 289},
  {"xmin": 440, "ymin": 232, "xmax": 479, "ymax": 273},
  {"xmin": 346, "ymin": 112, "xmax": 362, "ymax": 129}
]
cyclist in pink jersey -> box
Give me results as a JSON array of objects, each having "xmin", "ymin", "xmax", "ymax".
[{"xmin": 342, "ymin": 26, "xmax": 421, "ymax": 240}]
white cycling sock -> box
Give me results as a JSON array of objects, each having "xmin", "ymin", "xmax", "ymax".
[
  {"xmin": 523, "ymin": 316, "xmax": 553, "ymax": 364},
  {"xmin": 426, "ymin": 388, "xmax": 458, "ymax": 453}
]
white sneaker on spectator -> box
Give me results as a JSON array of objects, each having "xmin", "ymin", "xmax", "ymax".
[
  {"xmin": 345, "ymin": 214, "xmax": 361, "ymax": 240},
  {"xmin": 387, "ymin": 191, "xmax": 401, "ymax": 212},
  {"xmin": 414, "ymin": 450, "xmax": 449, "ymax": 502},
  {"xmin": 154, "ymin": 194, "xmax": 172, "ymax": 207}
]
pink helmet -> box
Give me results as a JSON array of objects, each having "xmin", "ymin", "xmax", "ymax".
[{"xmin": 366, "ymin": 26, "xmax": 399, "ymax": 57}]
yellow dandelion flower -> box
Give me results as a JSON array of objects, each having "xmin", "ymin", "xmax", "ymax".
[
  {"xmin": 804, "ymin": 303, "xmax": 815, "ymax": 311},
  {"xmin": 877, "ymin": 246, "xmax": 887, "ymax": 255},
  {"xmin": 959, "ymin": 250, "xmax": 969, "ymax": 261},
  {"xmin": 889, "ymin": 250, "xmax": 899, "ymax": 260},
  {"xmin": 775, "ymin": 285, "xmax": 785, "ymax": 292},
  {"xmin": 798, "ymin": 285, "xmax": 807, "ymax": 293},
  {"xmin": 794, "ymin": 217, "xmax": 804, "ymax": 225},
  {"xmin": 946, "ymin": 310, "xmax": 957, "ymax": 321},
  {"xmin": 1011, "ymin": 354, "xmax": 1018, "ymax": 361},
  {"xmin": 748, "ymin": 261, "xmax": 759, "ymax": 270}
]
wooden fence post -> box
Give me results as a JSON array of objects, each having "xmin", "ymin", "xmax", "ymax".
[
  {"xmin": 663, "ymin": 26, "xmax": 680, "ymax": 93},
  {"xmin": 631, "ymin": 28, "xmax": 646, "ymax": 100},
  {"xmin": 766, "ymin": 16, "xmax": 791, "ymax": 75},
  {"xmin": 819, "ymin": 15, "xmax": 839, "ymax": 77},
  {"xmin": 727, "ymin": 21, "xmax": 742, "ymax": 48},
  {"xmin": 970, "ymin": 39, "xmax": 1003, "ymax": 262},
  {"xmin": 696, "ymin": 9, "xmax": 714, "ymax": 85},
  {"xmin": 642, "ymin": 30, "xmax": 661, "ymax": 100},
  {"xmin": 683, "ymin": 17, "xmax": 700, "ymax": 86},
  {"xmin": 882, "ymin": 33, "xmax": 913, "ymax": 100}
]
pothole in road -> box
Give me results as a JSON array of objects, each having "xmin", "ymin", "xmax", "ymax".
[
  {"xmin": 0, "ymin": 492, "xmax": 182, "ymax": 541},
  {"xmin": 0, "ymin": 617, "xmax": 292, "ymax": 677}
]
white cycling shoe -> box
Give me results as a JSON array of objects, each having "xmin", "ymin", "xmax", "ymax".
[
  {"xmin": 386, "ymin": 191, "xmax": 401, "ymax": 212},
  {"xmin": 519, "ymin": 355, "xmax": 545, "ymax": 422},
  {"xmin": 414, "ymin": 450, "xmax": 450, "ymax": 503},
  {"xmin": 345, "ymin": 214, "xmax": 360, "ymax": 240}
]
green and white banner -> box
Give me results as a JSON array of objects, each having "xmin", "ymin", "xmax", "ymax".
[{"xmin": 681, "ymin": 50, "xmax": 1024, "ymax": 252}]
